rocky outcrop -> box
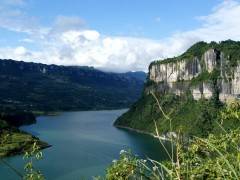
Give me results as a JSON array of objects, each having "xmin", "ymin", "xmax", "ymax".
[{"xmin": 148, "ymin": 48, "xmax": 240, "ymax": 101}]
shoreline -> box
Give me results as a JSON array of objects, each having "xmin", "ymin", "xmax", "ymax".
[
  {"xmin": 33, "ymin": 108, "xmax": 128, "ymax": 117},
  {"xmin": 0, "ymin": 129, "xmax": 51, "ymax": 158},
  {"xmin": 114, "ymin": 125, "xmax": 171, "ymax": 141}
]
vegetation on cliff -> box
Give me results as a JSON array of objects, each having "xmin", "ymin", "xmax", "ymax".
[
  {"xmin": 150, "ymin": 40, "xmax": 240, "ymax": 67},
  {"xmin": 116, "ymin": 40, "xmax": 240, "ymax": 138},
  {"xmin": 114, "ymin": 92, "xmax": 224, "ymax": 137}
]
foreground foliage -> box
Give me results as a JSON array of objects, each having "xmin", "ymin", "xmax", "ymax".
[
  {"xmin": 168, "ymin": 130, "xmax": 240, "ymax": 179},
  {"xmin": 23, "ymin": 141, "xmax": 45, "ymax": 180},
  {"xmin": 105, "ymin": 129, "xmax": 240, "ymax": 179},
  {"xmin": 107, "ymin": 101, "xmax": 240, "ymax": 179},
  {"xmin": 105, "ymin": 150, "xmax": 148, "ymax": 180}
]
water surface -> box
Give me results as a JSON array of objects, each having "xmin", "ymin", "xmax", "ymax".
[{"xmin": 0, "ymin": 109, "xmax": 170, "ymax": 179}]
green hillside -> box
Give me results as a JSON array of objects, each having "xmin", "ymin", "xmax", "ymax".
[{"xmin": 0, "ymin": 59, "xmax": 146, "ymax": 112}]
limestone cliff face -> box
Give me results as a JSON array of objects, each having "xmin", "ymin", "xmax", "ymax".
[{"xmin": 148, "ymin": 48, "xmax": 240, "ymax": 101}]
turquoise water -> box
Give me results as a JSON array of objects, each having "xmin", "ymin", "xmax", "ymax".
[{"xmin": 0, "ymin": 110, "xmax": 170, "ymax": 179}]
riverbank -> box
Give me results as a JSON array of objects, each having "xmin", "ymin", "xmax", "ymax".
[
  {"xmin": 115, "ymin": 125, "xmax": 171, "ymax": 141},
  {"xmin": 0, "ymin": 111, "xmax": 51, "ymax": 158},
  {"xmin": 0, "ymin": 129, "xmax": 50, "ymax": 158},
  {"xmin": 32, "ymin": 111, "xmax": 60, "ymax": 117}
]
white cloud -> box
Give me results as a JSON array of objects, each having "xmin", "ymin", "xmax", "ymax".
[
  {"xmin": 0, "ymin": 0, "xmax": 240, "ymax": 72},
  {"xmin": 14, "ymin": 46, "xmax": 26, "ymax": 55},
  {"xmin": 0, "ymin": 46, "xmax": 32, "ymax": 60},
  {"xmin": 182, "ymin": 0, "xmax": 240, "ymax": 42}
]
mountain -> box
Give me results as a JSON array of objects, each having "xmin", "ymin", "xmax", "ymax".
[
  {"xmin": 121, "ymin": 71, "xmax": 147, "ymax": 82},
  {"xmin": 0, "ymin": 59, "xmax": 146, "ymax": 112},
  {"xmin": 114, "ymin": 40, "xmax": 240, "ymax": 137}
]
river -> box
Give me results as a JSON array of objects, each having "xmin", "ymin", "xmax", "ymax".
[{"xmin": 0, "ymin": 109, "xmax": 171, "ymax": 179}]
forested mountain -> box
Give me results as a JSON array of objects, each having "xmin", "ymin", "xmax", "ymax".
[{"xmin": 0, "ymin": 59, "xmax": 146, "ymax": 111}]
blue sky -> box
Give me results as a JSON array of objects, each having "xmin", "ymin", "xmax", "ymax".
[
  {"xmin": 2, "ymin": 0, "xmax": 220, "ymax": 38},
  {"xmin": 0, "ymin": 0, "xmax": 239, "ymax": 72}
]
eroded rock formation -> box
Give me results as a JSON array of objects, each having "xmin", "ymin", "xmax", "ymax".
[{"xmin": 148, "ymin": 48, "xmax": 240, "ymax": 101}]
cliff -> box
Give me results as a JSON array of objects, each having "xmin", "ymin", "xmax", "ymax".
[
  {"xmin": 114, "ymin": 40, "xmax": 240, "ymax": 137},
  {"xmin": 148, "ymin": 41, "xmax": 240, "ymax": 101}
]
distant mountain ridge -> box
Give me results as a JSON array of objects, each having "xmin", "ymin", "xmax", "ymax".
[
  {"xmin": 120, "ymin": 71, "xmax": 147, "ymax": 82},
  {"xmin": 0, "ymin": 59, "xmax": 146, "ymax": 111}
]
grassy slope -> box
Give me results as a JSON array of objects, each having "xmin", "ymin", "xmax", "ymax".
[{"xmin": 114, "ymin": 93, "xmax": 209, "ymax": 137}]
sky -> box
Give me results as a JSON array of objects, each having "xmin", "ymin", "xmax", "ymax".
[{"xmin": 0, "ymin": 0, "xmax": 240, "ymax": 72}]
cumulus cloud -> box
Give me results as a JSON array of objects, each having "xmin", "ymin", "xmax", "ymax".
[
  {"xmin": 0, "ymin": 0, "xmax": 240, "ymax": 72},
  {"xmin": 0, "ymin": 46, "xmax": 33, "ymax": 60}
]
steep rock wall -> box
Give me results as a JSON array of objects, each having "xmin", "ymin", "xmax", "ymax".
[{"xmin": 148, "ymin": 49, "xmax": 240, "ymax": 101}]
